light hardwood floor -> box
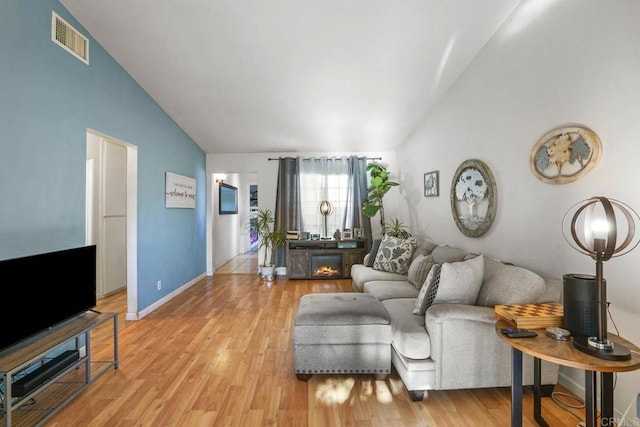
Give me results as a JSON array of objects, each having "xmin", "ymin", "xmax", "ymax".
[{"xmin": 44, "ymin": 261, "xmax": 586, "ymax": 426}]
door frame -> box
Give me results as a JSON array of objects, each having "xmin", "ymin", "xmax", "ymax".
[{"xmin": 86, "ymin": 129, "xmax": 139, "ymax": 320}]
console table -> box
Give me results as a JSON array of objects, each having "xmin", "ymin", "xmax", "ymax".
[
  {"xmin": 496, "ymin": 319, "xmax": 640, "ymax": 427},
  {"xmin": 286, "ymin": 239, "xmax": 366, "ymax": 279},
  {"xmin": 0, "ymin": 311, "xmax": 118, "ymax": 426}
]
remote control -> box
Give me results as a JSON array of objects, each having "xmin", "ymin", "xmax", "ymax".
[{"xmin": 501, "ymin": 328, "xmax": 538, "ymax": 338}]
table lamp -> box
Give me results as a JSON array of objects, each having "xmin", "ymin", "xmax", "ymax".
[
  {"xmin": 562, "ymin": 196, "xmax": 640, "ymax": 360},
  {"xmin": 319, "ymin": 200, "xmax": 333, "ymax": 238}
]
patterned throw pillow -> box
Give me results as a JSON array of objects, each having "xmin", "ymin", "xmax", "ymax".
[
  {"xmin": 365, "ymin": 239, "xmax": 383, "ymax": 267},
  {"xmin": 373, "ymin": 235, "xmax": 417, "ymax": 274},
  {"xmin": 413, "ymin": 264, "xmax": 442, "ymax": 315},
  {"xmin": 407, "ymin": 254, "xmax": 435, "ymax": 289}
]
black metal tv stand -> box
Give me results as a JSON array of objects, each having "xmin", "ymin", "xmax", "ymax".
[{"xmin": 0, "ymin": 311, "xmax": 118, "ymax": 426}]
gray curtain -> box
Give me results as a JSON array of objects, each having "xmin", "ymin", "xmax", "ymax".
[
  {"xmin": 274, "ymin": 157, "xmax": 302, "ymax": 267},
  {"xmin": 345, "ymin": 156, "xmax": 373, "ymax": 250}
]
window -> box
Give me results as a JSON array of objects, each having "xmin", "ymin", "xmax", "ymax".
[
  {"xmin": 299, "ymin": 169, "xmax": 350, "ymax": 237},
  {"xmin": 272, "ymin": 155, "xmax": 369, "ymax": 255},
  {"xmin": 300, "ymin": 173, "xmax": 349, "ymax": 237}
]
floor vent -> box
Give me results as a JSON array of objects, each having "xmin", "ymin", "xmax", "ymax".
[{"xmin": 52, "ymin": 11, "xmax": 89, "ymax": 64}]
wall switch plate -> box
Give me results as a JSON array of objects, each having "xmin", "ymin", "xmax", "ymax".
[{"xmin": 157, "ymin": 280, "xmax": 162, "ymax": 290}]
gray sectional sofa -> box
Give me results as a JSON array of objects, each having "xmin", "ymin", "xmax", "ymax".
[{"xmin": 351, "ymin": 240, "xmax": 561, "ymax": 401}]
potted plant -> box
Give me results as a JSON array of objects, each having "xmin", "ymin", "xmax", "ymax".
[
  {"xmin": 251, "ymin": 207, "xmax": 287, "ymax": 278},
  {"xmin": 384, "ymin": 218, "xmax": 412, "ymax": 239},
  {"xmin": 362, "ymin": 163, "xmax": 399, "ymax": 235}
]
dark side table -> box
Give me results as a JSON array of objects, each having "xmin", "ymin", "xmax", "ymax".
[{"xmin": 496, "ymin": 319, "xmax": 640, "ymax": 427}]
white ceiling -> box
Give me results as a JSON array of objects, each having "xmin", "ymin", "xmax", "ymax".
[{"xmin": 60, "ymin": 0, "xmax": 521, "ymax": 154}]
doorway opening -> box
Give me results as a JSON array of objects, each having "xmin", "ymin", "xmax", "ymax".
[
  {"xmin": 86, "ymin": 129, "xmax": 138, "ymax": 320},
  {"xmin": 210, "ymin": 172, "xmax": 257, "ymax": 273}
]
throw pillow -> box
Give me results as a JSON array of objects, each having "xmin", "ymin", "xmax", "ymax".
[
  {"xmin": 433, "ymin": 254, "xmax": 484, "ymax": 305},
  {"xmin": 431, "ymin": 244, "xmax": 471, "ymax": 265},
  {"xmin": 365, "ymin": 239, "xmax": 383, "ymax": 267},
  {"xmin": 413, "ymin": 263, "xmax": 442, "ymax": 315},
  {"xmin": 373, "ymin": 235, "xmax": 417, "ymax": 275},
  {"xmin": 407, "ymin": 254, "xmax": 435, "ymax": 289},
  {"xmin": 410, "ymin": 240, "xmax": 439, "ymax": 263},
  {"xmin": 475, "ymin": 257, "xmax": 545, "ymax": 307}
]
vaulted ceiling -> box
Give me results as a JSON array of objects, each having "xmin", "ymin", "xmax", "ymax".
[{"xmin": 60, "ymin": 0, "xmax": 521, "ymax": 154}]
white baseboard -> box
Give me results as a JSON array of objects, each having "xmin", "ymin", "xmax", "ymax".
[{"xmin": 126, "ymin": 273, "xmax": 207, "ymax": 320}]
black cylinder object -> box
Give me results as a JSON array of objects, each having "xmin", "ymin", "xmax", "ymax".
[{"xmin": 562, "ymin": 273, "xmax": 600, "ymax": 338}]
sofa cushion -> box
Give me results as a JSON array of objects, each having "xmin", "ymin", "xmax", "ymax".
[
  {"xmin": 476, "ymin": 257, "xmax": 545, "ymax": 307},
  {"xmin": 293, "ymin": 293, "xmax": 391, "ymax": 347},
  {"xmin": 413, "ymin": 264, "xmax": 441, "ymax": 315},
  {"xmin": 373, "ymin": 235, "xmax": 417, "ymax": 274},
  {"xmin": 410, "ymin": 240, "xmax": 439, "ymax": 263},
  {"xmin": 407, "ymin": 254, "xmax": 435, "ymax": 289},
  {"xmin": 431, "ymin": 244, "xmax": 470, "ymax": 265},
  {"xmin": 365, "ymin": 238, "xmax": 383, "ymax": 267},
  {"xmin": 381, "ymin": 298, "xmax": 431, "ymax": 360},
  {"xmin": 351, "ymin": 265, "xmax": 407, "ymax": 292},
  {"xmin": 536, "ymin": 276, "xmax": 562, "ymax": 304},
  {"xmin": 433, "ymin": 254, "xmax": 484, "ymax": 305},
  {"xmin": 363, "ymin": 280, "xmax": 420, "ymax": 301}
]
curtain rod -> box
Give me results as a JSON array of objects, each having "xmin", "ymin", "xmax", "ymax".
[{"xmin": 267, "ymin": 156, "xmax": 382, "ymax": 161}]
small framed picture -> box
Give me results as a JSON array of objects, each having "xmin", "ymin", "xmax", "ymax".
[
  {"xmin": 341, "ymin": 229, "xmax": 353, "ymax": 240},
  {"xmin": 353, "ymin": 228, "xmax": 363, "ymax": 239},
  {"xmin": 424, "ymin": 170, "xmax": 439, "ymax": 197}
]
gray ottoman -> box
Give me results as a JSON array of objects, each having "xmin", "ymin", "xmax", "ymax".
[{"xmin": 293, "ymin": 292, "xmax": 392, "ymax": 381}]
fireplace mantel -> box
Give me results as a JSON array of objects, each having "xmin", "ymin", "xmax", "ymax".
[{"xmin": 286, "ymin": 239, "xmax": 366, "ymax": 279}]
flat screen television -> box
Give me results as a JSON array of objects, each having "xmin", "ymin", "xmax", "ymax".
[
  {"xmin": 219, "ymin": 182, "xmax": 238, "ymax": 215},
  {"xmin": 0, "ymin": 245, "xmax": 97, "ymax": 352}
]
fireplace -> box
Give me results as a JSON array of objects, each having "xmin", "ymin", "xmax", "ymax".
[{"xmin": 311, "ymin": 253, "xmax": 343, "ymax": 278}]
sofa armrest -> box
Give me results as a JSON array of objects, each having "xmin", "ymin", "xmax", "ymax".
[
  {"xmin": 424, "ymin": 303, "xmax": 558, "ymax": 390},
  {"xmin": 425, "ymin": 303, "xmax": 496, "ymax": 326}
]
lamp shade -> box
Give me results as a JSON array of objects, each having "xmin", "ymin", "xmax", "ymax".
[
  {"xmin": 562, "ymin": 196, "xmax": 640, "ymax": 261},
  {"xmin": 319, "ymin": 200, "xmax": 333, "ymax": 216}
]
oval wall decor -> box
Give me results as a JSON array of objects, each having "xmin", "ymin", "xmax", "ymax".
[
  {"xmin": 450, "ymin": 159, "xmax": 497, "ymax": 238},
  {"xmin": 530, "ymin": 126, "xmax": 602, "ymax": 184}
]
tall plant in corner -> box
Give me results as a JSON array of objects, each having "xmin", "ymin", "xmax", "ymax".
[
  {"xmin": 251, "ymin": 207, "xmax": 286, "ymax": 272},
  {"xmin": 362, "ymin": 163, "xmax": 399, "ymax": 235}
]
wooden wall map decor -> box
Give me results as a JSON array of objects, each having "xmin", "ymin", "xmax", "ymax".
[
  {"xmin": 530, "ymin": 126, "xmax": 602, "ymax": 184},
  {"xmin": 450, "ymin": 159, "xmax": 497, "ymax": 238}
]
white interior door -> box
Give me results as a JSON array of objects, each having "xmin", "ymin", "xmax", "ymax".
[{"xmin": 101, "ymin": 140, "xmax": 127, "ymax": 295}]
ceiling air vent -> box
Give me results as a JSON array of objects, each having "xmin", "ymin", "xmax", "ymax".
[{"xmin": 52, "ymin": 12, "xmax": 89, "ymax": 64}]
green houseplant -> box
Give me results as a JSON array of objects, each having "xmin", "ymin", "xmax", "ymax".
[
  {"xmin": 251, "ymin": 207, "xmax": 286, "ymax": 276},
  {"xmin": 384, "ymin": 218, "xmax": 412, "ymax": 239},
  {"xmin": 362, "ymin": 163, "xmax": 399, "ymax": 234}
]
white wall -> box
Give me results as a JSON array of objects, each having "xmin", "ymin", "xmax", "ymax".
[
  {"xmin": 397, "ymin": 0, "xmax": 640, "ymax": 415},
  {"xmin": 206, "ymin": 151, "xmax": 397, "ymax": 273}
]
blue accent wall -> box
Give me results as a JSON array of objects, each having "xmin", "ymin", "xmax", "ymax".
[{"xmin": 0, "ymin": 0, "xmax": 207, "ymax": 312}]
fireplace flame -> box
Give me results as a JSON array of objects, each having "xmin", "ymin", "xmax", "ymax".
[{"xmin": 313, "ymin": 266, "xmax": 340, "ymax": 276}]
